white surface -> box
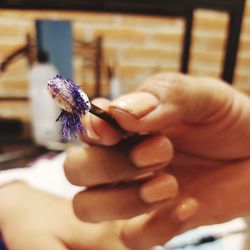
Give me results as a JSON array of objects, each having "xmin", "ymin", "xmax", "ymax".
[{"xmin": 0, "ymin": 152, "xmax": 82, "ymax": 198}]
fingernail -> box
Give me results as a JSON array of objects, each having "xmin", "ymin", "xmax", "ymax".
[
  {"xmin": 81, "ymin": 114, "xmax": 100, "ymax": 140},
  {"xmin": 174, "ymin": 198, "xmax": 199, "ymax": 222},
  {"xmin": 131, "ymin": 136, "xmax": 172, "ymax": 168},
  {"xmin": 110, "ymin": 92, "xmax": 159, "ymax": 119},
  {"xmin": 87, "ymin": 127, "xmax": 100, "ymax": 141},
  {"xmin": 140, "ymin": 174, "xmax": 178, "ymax": 203}
]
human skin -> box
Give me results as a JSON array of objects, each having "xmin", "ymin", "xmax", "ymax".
[
  {"xmin": 64, "ymin": 73, "xmax": 250, "ymax": 249},
  {"xmin": 0, "ymin": 182, "xmax": 128, "ymax": 250}
]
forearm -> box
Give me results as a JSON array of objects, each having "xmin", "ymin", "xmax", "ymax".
[{"xmin": 0, "ymin": 182, "xmax": 28, "ymax": 227}]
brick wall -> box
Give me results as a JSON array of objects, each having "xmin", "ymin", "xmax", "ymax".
[{"xmin": 0, "ymin": 2, "xmax": 250, "ymax": 120}]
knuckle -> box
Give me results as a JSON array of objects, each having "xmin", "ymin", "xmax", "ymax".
[
  {"xmin": 73, "ymin": 193, "xmax": 101, "ymax": 223},
  {"xmin": 63, "ymin": 154, "xmax": 78, "ymax": 185},
  {"xmin": 140, "ymin": 73, "xmax": 190, "ymax": 105},
  {"xmin": 63, "ymin": 148, "xmax": 84, "ymax": 186},
  {"xmin": 72, "ymin": 193, "xmax": 93, "ymax": 222}
]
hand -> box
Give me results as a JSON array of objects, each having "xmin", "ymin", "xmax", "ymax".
[
  {"xmin": 80, "ymin": 73, "xmax": 250, "ymax": 161},
  {"xmin": 64, "ymin": 73, "xmax": 250, "ymax": 249},
  {"xmin": 0, "ymin": 182, "xmax": 128, "ymax": 250}
]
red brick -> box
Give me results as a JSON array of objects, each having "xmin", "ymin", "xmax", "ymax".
[
  {"xmin": 152, "ymin": 32, "xmax": 183, "ymax": 46},
  {"xmin": 194, "ymin": 9, "xmax": 229, "ymax": 31},
  {"xmin": 192, "ymin": 32, "xmax": 226, "ymax": 51},
  {"xmin": 94, "ymin": 27, "xmax": 146, "ymax": 42},
  {"xmin": 190, "ymin": 50, "xmax": 224, "ymax": 67},
  {"xmin": 123, "ymin": 15, "xmax": 184, "ymax": 28},
  {"xmin": 239, "ymin": 35, "xmax": 250, "ymax": 52},
  {"xmin": 123, "ymin": 47, "xmax": 181, "ymax": 66},
  {"xmin": 234, "ymin": 72, "xmax": 250, "ymax": 85},
  {"xmin": 0, "ymin": 100, "xmax": 30, "ymax": 121}
]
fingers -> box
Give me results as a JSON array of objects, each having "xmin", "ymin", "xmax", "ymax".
[
  {"xmin": 120, "ymin": 197, "xmax": 199, "ymax": 250},
  {"xmin": 81, "ymin": 74, "xmax": 234, "ymax": 144},
  {"xmin": 130, "ymin": 135, "xmax": 173, "ymax": 167},
  {"xmin": 73, "ymin": 173, "xmax": 178, "ymax": 222},
  {"xmin": 65, "ymin": 135, "xmax": 175, "ymax": 222},
  {"xmin": 65, "ymin": 135, "xmax": 174, "ymax": 221},
  {"xmin": 109, "ymin": 73, "xmax": 233, "ymax": 133},
  {"xmin": 81, "ymin": 98, "xmax": 123, "ymax": 146},
  {"xmin": 120, "ymin": 159, "xmax": 250, "ymax": 249},
  {"xmin": 64, "ymin": 136, "xmax": 173, "ymax": 186}
]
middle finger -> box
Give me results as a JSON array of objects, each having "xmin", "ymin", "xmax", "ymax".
[{"xmin": 64, "ymin": 136, "xmax": 173, "ymax": 187}]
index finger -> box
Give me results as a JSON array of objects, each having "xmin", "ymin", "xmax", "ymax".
[{"xmin": 81, "ymin": 98, "xmax": 123, "ymax": 146}]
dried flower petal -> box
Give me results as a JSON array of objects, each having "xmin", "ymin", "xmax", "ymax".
[
  {"xmin": 56, "ymin": 110, "xmax": 85, "ymax": 141},
  {"xmin": 47, "ymin": 75, "xmax": 91, "ymax": 140}
]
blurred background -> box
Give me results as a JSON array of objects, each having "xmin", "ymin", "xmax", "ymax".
[
  {"xmin": 0, "ymin": 0, "xmax": 249, "ymax": 169},
  {"xmin": 1, "ymin": 2, "xmax": 250, "ymax": 249}
]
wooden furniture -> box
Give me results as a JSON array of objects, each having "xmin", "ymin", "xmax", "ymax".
[
  {"xmin": 0, "ymin": 0, "xmax": 246, "ymax": 84},
  {"xmin": 0, "ymin": 36, "xmax": 103, "ymax": 99},
  {"xmin": 74, "ymin": 37, "xmax": 103, "ymax": 98}
]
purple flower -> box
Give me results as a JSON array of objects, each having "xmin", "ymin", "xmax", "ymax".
[
  {"xmin": 47, "ymin": 75, "xmax": 91, "ymax": 141},
  {"xmin": 56, "ymin": 110, "xmax": 85, "ymax": 141}
]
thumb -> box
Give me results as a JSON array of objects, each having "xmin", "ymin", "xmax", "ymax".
[{"xmin": 110, "ymin": 73, "xmax": 234, "ymax": 133}]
